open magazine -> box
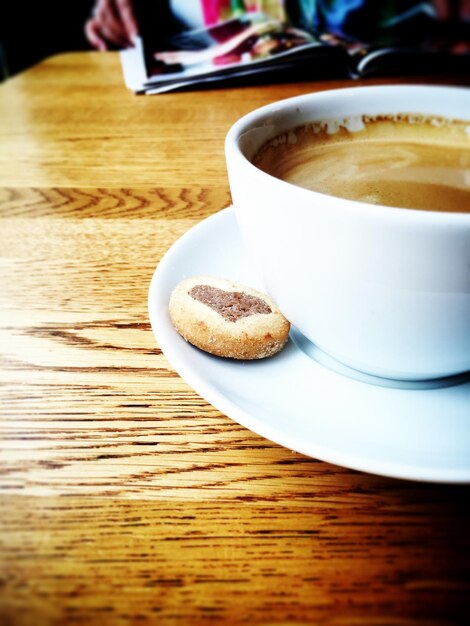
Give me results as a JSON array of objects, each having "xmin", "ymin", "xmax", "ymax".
[{"xmin": 121, "ymin": 11, "xmax": 469, "ymax": 94}]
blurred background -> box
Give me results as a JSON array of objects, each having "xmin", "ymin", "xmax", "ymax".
[{"xmin": 0, "ymin": 1, "xmax": 93, "ymax": 80}]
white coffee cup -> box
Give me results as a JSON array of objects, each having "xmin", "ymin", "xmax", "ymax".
[{"xmin": 225, "ymin": 86, "xmax": 470, "ymax": 381}]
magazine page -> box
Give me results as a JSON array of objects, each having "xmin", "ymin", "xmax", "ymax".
[
  {"xmin": 120, "ymin": 2, "xmax": 469, "ymax": 93},
  {"xmin": 120, "ymin": 36, "xmax": 148, "ymax": 92},
  {"xmin": 147, "ymin": 13, "xmax": 321, "ymax": 81},
  {"xmin": 139, "ymin": 12, "xmax": 340, "ymax": 92},
  {"xmin": 318, "ymin": 3, "xmax": 470, "ymax": 78},
  {"xmin": 355, "ymin": 36, "xmax": 470, "ymax": 77}
]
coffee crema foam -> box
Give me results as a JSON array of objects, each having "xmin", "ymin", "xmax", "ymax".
[{"xmin": 252, "ymin": 115, "xmax": 470, "ymax": 213}]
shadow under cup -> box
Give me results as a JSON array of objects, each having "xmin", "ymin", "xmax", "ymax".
[{"xmin": 225, "ymin": 86, "xmax": 470, "ymax": 383}]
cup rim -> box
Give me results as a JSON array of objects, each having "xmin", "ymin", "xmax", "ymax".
[{"xmin": 225, "ymin": 84, "xmax": 470, "ymax": 222}]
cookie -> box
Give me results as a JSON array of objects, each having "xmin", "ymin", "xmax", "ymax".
[{"xmin": 169, "ymin": 276, "xmax": 290, "ymax": 359}]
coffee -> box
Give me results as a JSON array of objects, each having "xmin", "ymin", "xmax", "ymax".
[{"xmin": 253, "ymin": 115, "xmax": 470, "ymax": 213}]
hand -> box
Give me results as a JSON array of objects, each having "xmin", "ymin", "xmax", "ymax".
[{"xmin": 85, "ymin": 0, "xmax": 138, "ymax": 50}]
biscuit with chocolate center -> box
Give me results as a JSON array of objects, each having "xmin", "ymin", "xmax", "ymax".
[{"xmin": 169, "ymin": 276, "xmax": 290, "ymax": 359}]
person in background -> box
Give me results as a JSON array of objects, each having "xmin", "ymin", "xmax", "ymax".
[
  {"xmin": 84, "ymin": 0, "xmax": 469, "ymax": 51},
  {"xmin": 85, "ymin": 1, "xmax": 291, "ymax": 51},
  {"xmin": 86, "ymin": 0, "xmax": 139, "ymax": 50}
]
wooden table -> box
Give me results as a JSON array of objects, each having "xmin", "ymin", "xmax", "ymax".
[{"xmin": 1, "ymin": 52, "xmax": 469, "ymax": 626}]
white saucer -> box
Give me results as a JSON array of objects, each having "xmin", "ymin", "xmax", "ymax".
[{"xmin": 148, "ymin": 207, "xmax": 470, "ymax": 483}]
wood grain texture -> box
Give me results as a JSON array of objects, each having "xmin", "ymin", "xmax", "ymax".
[
  {"xmin": 0, "ymin": 52, "xmax": 469, "ymax": 625},
  {"xmin": 1, "ymin": 495, "xmax": 469, "ymax": 626}
]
